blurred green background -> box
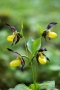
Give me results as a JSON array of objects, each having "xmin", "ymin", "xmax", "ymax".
[{"xmin": 0, "ymin": 0, "xmax": 60, "ymax": 89}]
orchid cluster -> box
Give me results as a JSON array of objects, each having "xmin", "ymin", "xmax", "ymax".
[{"xmin": 5, "ymin": 22, "xmax": 57, "ymax": 71}]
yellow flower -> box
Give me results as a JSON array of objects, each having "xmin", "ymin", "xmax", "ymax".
[
  {"xmin": 10, "ymin": 59, "xmax": 21, "ymax": 67},
  {"xmin": 38, "ymin": 55, "xmax": 47, "ymax": 64},
  {"xmin": 7, "ymin": 35, "xmax": 15, "ymax": 42},
  {"xmin": 47, "ymin": 30, "xmax": 57, "ymax": 38}
]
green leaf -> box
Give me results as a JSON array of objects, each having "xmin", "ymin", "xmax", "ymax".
[
  {"xmin": 37, "ymin": 25, "xmax": 43, "ymax": 34},
  {"xmin": 27, "ymin": 37, "xmax": 34, "ymax": 54},
  {"xmin": 29, "ymin": 83, "xmax": 40, "ymax": 90},
  {"xmin": 39, "ymin": 81, "xmax": 58, "ymax": 90},
  {"xmin": 20, "ymin": 21, "xmax": 23, "ymax": 36},
  {"xmin": 27, "ymin": 37, "xmax": 41, "ymax": 56},
  {"xmin": 9, "ymin": 84, "xmax": 32, "ymax": 90},
  {"xmin": 33, "ymin": 37, "xmax": 41, "ymax": 55},
  {"xmin": 21, "ymin": 20, "xmax": 23, "ymax": 30},
  {"xmin": 29, "ymin": 81, "xmax": 58, "ymax": 90}
]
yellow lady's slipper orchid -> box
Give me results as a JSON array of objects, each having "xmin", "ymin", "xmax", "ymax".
[
  {"xmin": 38, "ymin": 55, "xmax": 47, "ymax": 64},
  {"xmin": 7, "ymin": 35, "xmax": 15, "ymax": 42},
  {"xmin": 10, "ymin": 59, "xmax": 20, "ymax": 67},
  {"xmin": 37, "ymin": 48, "xmax": 49, "ymax": 64},
  {"xmin": 47, "ymin": 30, "xmax": 57, "ymax": 38}
]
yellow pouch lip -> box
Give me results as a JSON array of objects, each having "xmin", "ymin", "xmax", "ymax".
[
  {"xmin": 7, "ymin": 35, "xmax": 15, "ymax": 42},
  {"xmin": 10, "ymin": 59, "xmax": 20, "ymax": 67},
  {"xmin": 38, "ymin": 56, "xmax": 47, "ymax": 64},
  {"xmin": 47, "ymin": 30, "xmax": 57, "ymax": 38}
]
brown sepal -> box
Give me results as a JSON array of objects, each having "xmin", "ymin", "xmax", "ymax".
[{"xmin": 5, "ymin": 23, "xmax": 16, "ymax": 32}]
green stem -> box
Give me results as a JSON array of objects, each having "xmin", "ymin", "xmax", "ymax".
[
  {"xmin": 31, "ymin": 62, "xmax": 35, "ymax": 83},
  {"xmin": 30, "ymin": 61, "xmax": 37, "ymax": 90},
  {"xmin": 20, "ymin": 20, "xmax": 28, "ymax": 55},
  {"xmin": 21, "ymin": 21, "xmax": 26, "ymax": 48},
  {"xmin": 22, "ymin": 55, "xmax": 29, "ymax": 59}
]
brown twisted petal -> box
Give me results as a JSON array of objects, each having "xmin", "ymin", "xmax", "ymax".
[
  {"xmin": 15, "ymin": 33, "xmax": 22, "ymax": 44},
  {"xmin": 5, "ymin": 22, "xmax": 16, "ymax": 32},
  {"xmin": 7, "ymin": 48, "xmax": 20, "ymax": 55},
  {"xmin": 21, "ymin": 58, "xmax": 25, "ymax": 71}
]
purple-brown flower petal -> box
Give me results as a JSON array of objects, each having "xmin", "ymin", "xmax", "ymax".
[
  {"xmin": 5, "ymin": 23, "xmax": 16, "ymax": 32},
  {"xmin": 47, "ymin": 22, "xmax": 57, "ymax": 29}
]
